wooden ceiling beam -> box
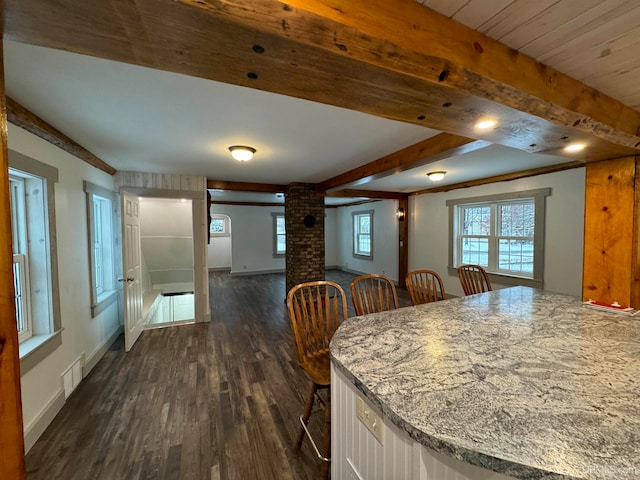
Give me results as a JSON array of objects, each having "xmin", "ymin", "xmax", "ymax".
[
  {"xmin": 210, "ymin": 200, "xmax": 283, "ymax": 207},
  {"xmin": 6, "ymin": 97, "xmax": 116, "ymax": 175},
  {"xmin": 317, "ymin": 133, "xmax": 489, "ymax": 192},
  {"xmin": 4, "ymin": 0, "xmax": 640, "ymax": 162},
  {"xmin": 207, "ymin": 179, "xmax": 287, "ymax": 193},
  {"xmin": 325, "ymin": 189, "xmax": 408, "ymax": 201},
  {"xmin": 411, "ymin": 161, "xmax": 585, "ymax": 195}
]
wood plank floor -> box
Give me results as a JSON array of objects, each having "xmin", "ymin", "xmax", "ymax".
[{"xmin": 25, "ymin": 270, "xmax": 412, "ymax": 480}]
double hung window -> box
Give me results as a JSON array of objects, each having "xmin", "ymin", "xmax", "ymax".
[
  {"xmin": 84, "ymin": 182, "xmax": 117, "ymax": 317},
  {"xmin": 9, "ymin": 150, "xmax": 62, "ymax": 373},
  {"xmin": 352, "ymin": 210, "xmax": 373, "ymax": 259},
  {"xmin": 448, "ymin": 189, "xmax": 549, "ymax": 285},
  {"xmin": 272, "ymin": 213, "xmax": 286, "ymax": 256}
]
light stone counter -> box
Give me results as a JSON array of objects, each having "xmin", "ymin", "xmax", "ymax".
[{"xmin": 330, "ymin": 287, "xmax": 640, "ymax": 480}]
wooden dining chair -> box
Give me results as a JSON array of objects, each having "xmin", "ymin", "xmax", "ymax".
[
  {"xmin": 350, "ymin": 273, "xmax": 399, "ymax": 316},
  {"xmin": 457, "ymin": 264, "xmax": 492, "ymax": 295},
  {"xmin": 287, "ymin": 280, "xmax": 348, "ymax": 480},
  {"xmin": 405, "ymin": 269, "xmax": 446, "ymax": 305}
]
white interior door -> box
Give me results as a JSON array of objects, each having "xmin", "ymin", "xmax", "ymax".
[{"xmin": 122, "ymin": 192, "xmax": 144, "ymax": 351}]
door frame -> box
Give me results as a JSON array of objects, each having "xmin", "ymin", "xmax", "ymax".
[{"xmin": 117, "ymin": 187, "xmax": 209, "ymax": 324}]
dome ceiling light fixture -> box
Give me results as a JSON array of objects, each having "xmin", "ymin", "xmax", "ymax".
[
  {"xmin": 228, "ymin": 145, "xmax": 256, "ymax": 161},
  {"xmin": 427, "ymin": 171, "xmax": 447, "ymax": 182}
]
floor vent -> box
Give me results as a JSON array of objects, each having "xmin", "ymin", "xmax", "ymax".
[{"xmin": 62, "ymin": 355, "xmax": 84, "ymax": 399}]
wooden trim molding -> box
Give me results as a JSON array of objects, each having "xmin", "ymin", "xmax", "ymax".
[{"xmin": 6, "ymin": 97, "xmax": 116, "ymax": 175}]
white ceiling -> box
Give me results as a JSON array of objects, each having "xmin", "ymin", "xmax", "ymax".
[
  {"xmin": 4, "ymin": 1, "xmax": 640, "ymax": 204},
  {"xmin": 3, "ymin": 40, "xmax": 437, "ymax": 184}
]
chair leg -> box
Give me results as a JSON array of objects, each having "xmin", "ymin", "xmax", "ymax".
[
  {"xmin": 320, "ymin": 392, "xmax": 331, "ymax": 480},
  {"xmin": 295, "ymin": 383, "xmax": 318, "ymax": 451}
]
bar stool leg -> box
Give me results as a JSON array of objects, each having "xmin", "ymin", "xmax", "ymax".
[
  {"xmin": 320, "ymin": 392, "xmax": 331, "ymax": 480},
  {"xmin": 296, "ymin": 383, "xmax": 318, "ymax": 451}
]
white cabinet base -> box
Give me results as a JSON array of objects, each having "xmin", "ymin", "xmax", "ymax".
[{"xmin": 331, "ymin": 363, "xmax": 517, "ymax": 480}]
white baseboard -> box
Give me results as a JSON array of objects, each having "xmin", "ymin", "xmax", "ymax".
[
  {"xmin": 23, "ymin": 389, "xmax": 65, "ymax": 454},
  {"xmin": 208, "ymin": 267, "xmax": 231, "ymax": 272},
  {"xmin": 82, "ymin": 325, "xmax": 123, "ymax": 378}
]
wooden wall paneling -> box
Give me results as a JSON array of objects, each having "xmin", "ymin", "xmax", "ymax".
[
  {"xmin": 632, "ymin": 156, "xmax": 640, "ymax": 309},
  {"xmin": 582, "ymin": 156, "xmax": 637, "ymax": 307},
  {"xmin": 0, "ymin": 39, "xmax": 27, "ymax": 480}
]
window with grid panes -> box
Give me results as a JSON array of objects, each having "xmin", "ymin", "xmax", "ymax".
[{"xmin": 447, "ymin": 189, "xmax": 549, "ymax": 285}]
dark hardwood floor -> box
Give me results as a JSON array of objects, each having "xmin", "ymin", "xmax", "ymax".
[{"xmin": 25, "ymin": 270, "xmax": 412, "ymax": 480}]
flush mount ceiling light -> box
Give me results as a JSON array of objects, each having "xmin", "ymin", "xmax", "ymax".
[
  {"xmin": 228, "ymin": 145, "xmax": 256, "ymax": 161},
  {"xmin": 475, "ymin": 119, "xmax": 497, "ymax": 129},
  {"xmin": 427, "ymin": 171, "xmax": 447, "ymax": 182},
  {"xmin": 564, "ymin": 143, "xmax": 585, "ymax": 153}
]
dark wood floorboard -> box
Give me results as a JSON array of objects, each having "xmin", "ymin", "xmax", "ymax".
[{"xmin": 25, "ymin": 270, "xmax": 412, "ymax": 480}]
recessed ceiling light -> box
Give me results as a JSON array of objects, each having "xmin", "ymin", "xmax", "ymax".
[
  {"xmin": 475, "ymin": 119, "xmax": 497, "ymax": 129},
  {"xmin": 564, "ymin": 143, "xmax": 585, "ymax": 153},
  {"xmin": 427, "ymin": 171, "xmax": 447, "ymax": 182},
  {"xmin": 228, "ymin": 145, "xmax": 256, "ymax": 161}
]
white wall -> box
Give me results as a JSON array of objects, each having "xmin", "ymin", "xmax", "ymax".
[
  {"xmin": 140, "ymin": 198, "xmax": 194, "ymax": 288},
  {"xmin": 410, "ymin": 168, "xmax": 586, "ymax": 298},
  {"xmin": 325, "ymin": 208, "xmax": 338, "ymax": 267},
  {"xmin": 336, "ymin": 200, "xmax": 400, "ymax": 282},
  {"xmin": 10, "ymin": 124, "xmax": 121, "ymax": 448},
  {"xmin": 209, "ymin": 203, "xmax": 339, "ymax": 274},
  {"xmin": 210, "ymin": 204, "xmax": 285, "ymax": 274},
  {"xmin": 208, "ymin": 214, "xmax": 232, "ymax": 269}
]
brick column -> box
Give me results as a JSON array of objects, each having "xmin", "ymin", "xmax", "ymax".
[{"xmin": 285, "ymin": 183, "xmax": 325, "ymax": 294}]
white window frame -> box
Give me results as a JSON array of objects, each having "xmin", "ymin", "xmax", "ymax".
[
  {"xmin": 84, "ymin": 182, "xmax": 118, "ymax": 318},
  {"xmin": 447, "ymin": 188, "xmax": 550, "ymax": 288},
  {"xmin": 9, "ymin": 175, "xmax": 33, "ymax": 343},
  {"xmin": 352, "ymin": 210, "xmax": 374, "ymax": 260},
  {"xmin": 271, "ymin": 212, "xmax": 286, "ymax": 257},
  {"xmin": 9, "ymin": 150, "xmax": 62, "ymax": 376},
  {"xmin": 209, "ymin": 214, "xmax": 230, "ymax": 237}
]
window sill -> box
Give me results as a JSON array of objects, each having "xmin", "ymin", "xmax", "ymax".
[
  {"xmin": 447, "ymin": 267, "xmax": 543, "ymax": 289},
  {"xmin": 92, "ymin": 290, "xmax": 118, "ymax": 318},
  {"xmin": 273, "ymin": 253, "xmax": 285, "ymax": 258},
  {"xmin": 352, "ymin": 253, "xmax": 374, "ymax": 261},
  {"xmin": 19, "ymin": 330, "xmax": 63, "ymax": 376}
]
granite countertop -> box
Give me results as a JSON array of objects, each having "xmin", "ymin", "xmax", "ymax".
[{"xmin": 330, "ymin": 287, "xmax": 640, "ymax": 480}]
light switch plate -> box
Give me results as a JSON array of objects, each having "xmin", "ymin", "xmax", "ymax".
[{"xmin": 356, "ymin": 395, "xmax": 384, "ymax": 444}]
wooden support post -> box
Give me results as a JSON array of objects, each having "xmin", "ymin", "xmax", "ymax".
[
  {"xmin": 398, "ymin": 198, "xmax": 408, "ymax": 288},
  {"xmin": 0, "ymin": 38, "xmax": 27, "ymax": 480},
  {"xmin": 583, "ymin": 156, "xmax": 640, "ymax": 308}
]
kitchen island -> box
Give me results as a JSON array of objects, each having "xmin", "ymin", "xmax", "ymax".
[{"xmin": 330, "ymin": 287, "xmax": 640, "ymax": 480}]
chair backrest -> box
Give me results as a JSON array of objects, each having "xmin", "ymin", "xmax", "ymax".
[
  {"xmin": 350, "ymin": 274, "xmax": 399, "ymax": 316},
  {"xmin": 457, "ymin": 264, "xmax": 492, "ymax": 295},
  {"xmin": 287, "ymin": 281, "xmax": 348, "ymax": 365},
  {"xmin": 405, "ymin": 269, "xmax": 446, "ymax": 305}
]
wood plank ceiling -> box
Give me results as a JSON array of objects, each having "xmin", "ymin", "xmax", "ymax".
[{"xmin": 421, "ymin": 0, "xmax": 640, "ymax": 111}]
